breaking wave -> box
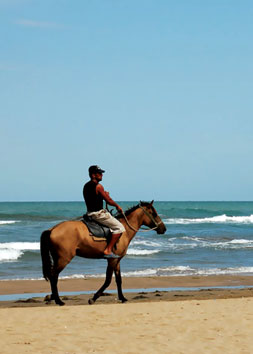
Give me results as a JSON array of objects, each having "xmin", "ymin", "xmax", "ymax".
[
  {"xmin": 57, "ymin": 266, "xmax": 253, "ymax": 279},
  {"xmin": 164, "ymin": 214, "xmax": 253, "ymax": 224},
  {"xmin": 167, "ymin": 237, "xmax": 253, "ymax": 250},
  {"xmin": 0, "ymin": 221, "xmax": 19, "ymax": 225},
  {"xmin": 0, "ymin": 242, "xmax": 39, "ymax": 262},
  {"xmin": 126, "ymin": 249, "xmax": 160, "ymax": 256}
]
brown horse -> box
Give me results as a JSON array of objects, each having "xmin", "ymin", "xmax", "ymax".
[{"xmin": 40, "ymin": 201, "xmax": 166, "ymax": 305}]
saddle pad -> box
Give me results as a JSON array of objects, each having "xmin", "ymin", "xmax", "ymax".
[{"xmin": 82, "ymin": 214, "xmax": 111, "ymax": 239}]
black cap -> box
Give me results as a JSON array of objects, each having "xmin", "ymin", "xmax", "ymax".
[{"xmin": 88, "ymin": 165, "xmax": 105, "ymax": 175}]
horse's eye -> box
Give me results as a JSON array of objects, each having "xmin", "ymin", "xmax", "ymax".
[{"xmin": 151, "ymin": 209, "xmax": 157, "ymax": 217}]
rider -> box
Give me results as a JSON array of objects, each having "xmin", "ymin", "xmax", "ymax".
[{"xmin": 83, "ymin": 165, "xmax": 125, "ymax": 259}]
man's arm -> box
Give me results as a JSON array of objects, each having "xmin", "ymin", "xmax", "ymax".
[{"xmin": 96, "ymin": 184, "xmax": 123, "ymax": 213}]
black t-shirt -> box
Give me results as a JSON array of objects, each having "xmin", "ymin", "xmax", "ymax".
[{"xmin": 83, "ymin": 180, "xmax": 104, "ymax": 212}]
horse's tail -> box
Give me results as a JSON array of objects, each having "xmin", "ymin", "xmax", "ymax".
[{"xmin": 40, "ymin": 229, "xmax": 53, "ymax": 281}]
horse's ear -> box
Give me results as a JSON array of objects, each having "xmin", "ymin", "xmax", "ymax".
[{"xmin": 150, "ymin": 200, "xmax": 154, "ymax": 205}]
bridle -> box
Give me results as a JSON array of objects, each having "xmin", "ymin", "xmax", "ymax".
[{"xmin": 121, "ymin": 204, "xmax": 163, "ymax": 233}]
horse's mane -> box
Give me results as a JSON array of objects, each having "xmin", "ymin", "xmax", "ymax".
[{"xmin": 116, "ymin": 201, "xmax": 150, "ymax": 220}]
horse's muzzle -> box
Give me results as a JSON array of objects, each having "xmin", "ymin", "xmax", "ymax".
[{"xmin": 157, "ymin": 224, "xmax": 166, "ymax": 234}]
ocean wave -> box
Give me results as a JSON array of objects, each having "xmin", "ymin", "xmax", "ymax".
[
  {"xmin": 230, "ymin": 239, "xmax": 252, "ymax": 244},
  {"xmin": 156, "ymin": 266, "xmax": 253, "ymax": 276},
  {"xmin": 167, "ymin": 237, "xmax": 253, "ymax": 250},
  {"xmin": 131, "ymin": 239, "xmax": 161, "ymax": 247},
  {"xmin": 0, "ymin": 242, "xmax": 40, "ymax": 250},
  {"xmin": 0, "ymin": 213, "xmax": 69, "ymax": 222},
  {"xmin": 0, "ymin": 242, "xmax": 40, "ymax": 262},
  {"xmin": 123, "ymin": 266, "xmax": 253, "ymax": 277},
  {"xmin": 56, "ymin": 266, "xmax": 253, "ymax": 279},
  {"xmin": 0, "ymin": 241, "xmax": 160, "ymax": 261},
  {"xmin": 0, "ymin": 220, "xmax": 19, "ymax": 225},
  {"xmin": 0, "ymin": 249, "xmax": 23, "ymax": 262},
  {"xmin": 3, "ymin": 265, "xmax": 253, "ymax": 281},
  {"xmin": 192, "ymin": 267, "xmax": 253, "ymax": 276},
  {"xmin": 59, "ymin": 269, "xmax": 159, "ymax": 279},
  {"xmin": 164, "ymin": 214, "xmax": 253, "ymax": 225},
  {"xmin": 126, "ymin": 249, "xmax": 160, "ymax": 256}
]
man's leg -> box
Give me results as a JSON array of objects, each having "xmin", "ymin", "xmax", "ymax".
[
  {"xmin": 88, "ymin": 210, "xmax": 125, "ymax": 257},
  {"xmin": 104, "ymin": 233, "xmax": 121, "ymax": 256}
]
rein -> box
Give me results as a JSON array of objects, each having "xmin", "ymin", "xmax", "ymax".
[{"xmin": 121, "ymin": 204, "xmax": 163, "ymax": 233}]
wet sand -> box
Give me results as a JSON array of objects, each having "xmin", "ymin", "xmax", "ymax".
[{"xmin": 0, "ymin": 275, "xmax": 253, "ymax": 307}]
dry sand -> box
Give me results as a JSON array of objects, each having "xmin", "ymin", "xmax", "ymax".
[{"xmin": 1, "ymin": 276, "xmax": 253, "ymax": 353}]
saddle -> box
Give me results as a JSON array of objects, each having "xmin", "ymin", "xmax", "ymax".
[{"xmin": 82, "ymin": 214, "xmax": 111, "ymax": 240}]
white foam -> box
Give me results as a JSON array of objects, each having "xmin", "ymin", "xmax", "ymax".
[
  {"xmin": 194, "ymin": 267, "xmax": 253, "ymax": 276},
  {"xmin": 126, "ymin": 249, "xmax": 160, "ymax": 256},
  {"xmin": 65, "ymin": 266, "xmax": 253, "ymax": 278},
  {"xmin": 5, "ymin": 265, "xmax": 253, "ymax": 281},
  {"xmin": 167, "ymin": 237, "xmax": 253, "ymax": 250},
  {"xmin": 211, "ymin": 239, "xmax": 253, "ymax": 249},
  {"xmin": 0, "ymin": 242, "xmax": 39, "ymax": 262},
  {"xmin": 229, "ymin": 239, "xmax": 253, "ymax": 244},
  {"xmin": 164, "ymin": 214, "xmax": 253, "ymax": 225},
  {"xmin": 0, "ymin": 249, "xmax": 23, "ymax": 262},
  {"xmin": 122, "ymin": 266, "xmax": 253, "ymax": 277},
  {"xmin": 122, "ymin": 269, "xmax": 158, "ymax": 277},
  {"xmin": 131, "ymin": 240, "xmax": 161, "ymax": 247},
  {"xmin": 0, "ymin": 242, "xmax": 40, "ymax": 250},
  {"xmin": 60, "ymin": 274, "xmax": 87, "ymax": 280},
  {"xmin": 157, "ymin": 266, "xmax": 192, "ymax": 275},
  {"xmin": 0, "ymin": 221, "xmax": 18, "ymax": 225}
]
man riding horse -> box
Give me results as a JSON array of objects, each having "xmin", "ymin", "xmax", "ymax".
[
  {"xmin": 83, "ymin": 165, "xmax": 125, "ymax": 259},
  {"xmin": 40, "ymin": 166, "xmax": 166, "ymax": 305}
]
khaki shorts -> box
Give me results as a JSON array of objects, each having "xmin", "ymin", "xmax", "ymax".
[{"xmin": 87, "ymin": 209, "xmax": 125, "ymax": 234}]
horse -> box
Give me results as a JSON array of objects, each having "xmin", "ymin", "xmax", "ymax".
[{"xmin": 40, "ymin": 201, "xmax": 166, "ymax": 306}]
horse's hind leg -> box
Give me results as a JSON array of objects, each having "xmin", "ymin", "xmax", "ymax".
[
  {"xmin": 88, "ymin": 263, "xmax": 114, "ymax": 304},
  {"xmin": 49, "ymin": 272, "xmax": 65, "ymax": 306},
  {"xmin": 48, "ymin": 256, "xmax": 71, "ymax": 306},
  {"xmin": 114, "ymin": 261, "xmax": 127, "ymax": 303}
]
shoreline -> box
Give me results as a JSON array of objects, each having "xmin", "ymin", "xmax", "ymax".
[
  {"xmin": 1, "ymin": 274, "xmax": 253, "ymax": 295},
  {"xmin": 0, "ymin": 275, "xmax": 253, "ymax": 308}
]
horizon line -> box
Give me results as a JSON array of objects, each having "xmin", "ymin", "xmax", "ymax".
[{"xmin": 0, "ymin": 200, "xmax": 253, "ymax": 203}]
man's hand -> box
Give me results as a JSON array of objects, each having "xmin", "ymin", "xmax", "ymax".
[
  {"xmin": 116, "ymin": 205, "xmax": 123, "ymax": 213},
  {"xmin": 96, "ymin": 184, "xmax": 123, "ymax": 213}
]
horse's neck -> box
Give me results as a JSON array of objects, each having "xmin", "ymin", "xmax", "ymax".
[{"xmin": 121, "ymin": 209, "xmax": 143, "ymax": 241}]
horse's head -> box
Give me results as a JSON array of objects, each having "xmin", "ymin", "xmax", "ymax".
[{"xmin": 139, "ymin": 201, "xmax": 166, "ymax": 234}]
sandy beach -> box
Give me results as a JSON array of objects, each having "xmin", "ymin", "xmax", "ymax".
[
  {"xmin": 1, "ymin": 297, "xmax": 253, "ymax": 354},
  {"xmin": 0, "ymin": 276, "xmax": 253, "ymax": 353}
]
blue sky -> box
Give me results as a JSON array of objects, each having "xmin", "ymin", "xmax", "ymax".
[{"xmin": 1, "ymin": 0, "xmax": 253, "ymax": 201}]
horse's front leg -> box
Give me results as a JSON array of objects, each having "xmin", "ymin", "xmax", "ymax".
[
  {"xmin": 88, "ymin": 262, "xmax": 114, "ymax": 304},
  {"xmin": 114, "ymin": 261, "xmax": 127, "ymax": 303}
]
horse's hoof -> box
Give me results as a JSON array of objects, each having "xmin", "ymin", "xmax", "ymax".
[
  {"xmin": 121, "ymin": 297, "xmax": 128, "ymax": 303},
  {"xmin": 88, "ymin": 298, "xmax": 95, "ymax": 305},
  {"xmin": 44, "ymin": 295, "xmax": 52, "ymax": 302},
  {"xmin": 56, "ymin": 300, "xmax": 65, "ymax": 306}
]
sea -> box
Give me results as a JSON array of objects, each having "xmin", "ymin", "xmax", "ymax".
[{"xmin": 0, "ymin": 201, "xmax": 253, "ymax": 281}]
